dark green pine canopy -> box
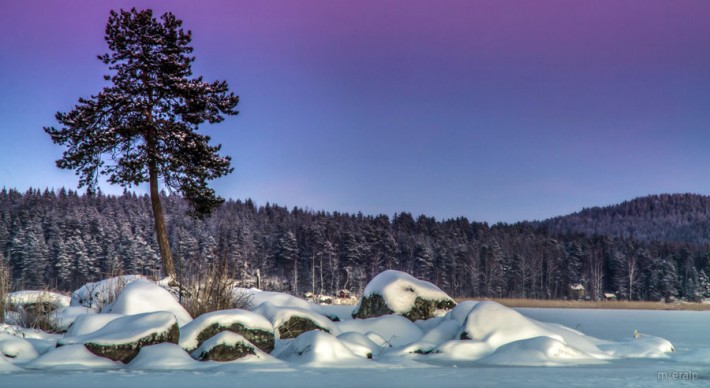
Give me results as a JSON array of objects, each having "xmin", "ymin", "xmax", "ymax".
[{"xmin": 45, "ymin": 8, "xmax": 239, "ymax": 217}]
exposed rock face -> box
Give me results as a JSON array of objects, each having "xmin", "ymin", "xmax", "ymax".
[
  {"xmin": 352, "ymin": 270, "xmax": 456, "ymax": 321},
  {"xmin": 277, "ymin": 316, "xmax": 330, "ymax": 339},
  {"xmin": 252, "ymin": 302, "xmax": 337, "ymax": 340},
  {"xmin": 192, "ymin": 322, "xmax": 274, "ymax": 353},
  {"xmin": 191, "ymin": 332, "xmax": 257, "ymax": 362},
  {"xmin": 351, "ymin": 294, "xmax": 394, "ymax": 319},
  {"xmin": 84, "ymin": 323, "xmax": 179, "ymax": 363},
  {"xmin": 402, "ymin": 297, "xmax": 456, "ymax": 322}
]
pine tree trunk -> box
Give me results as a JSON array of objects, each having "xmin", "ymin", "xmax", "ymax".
[{"xmin": 149, "ymin": 163, "xmax": 175, "ymax": 278}]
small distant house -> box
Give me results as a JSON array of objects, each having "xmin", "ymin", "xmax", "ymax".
[
  {"xmin": 569, "ymin": 284, "xmax": 585, "ymax": 299},
  {"xmin": 337, "ymin": 289, "xmax": 351, "ymax": 299},
  {"xmin": 604, "ymin": 293, "xmax": 617, "ymax": 301}
]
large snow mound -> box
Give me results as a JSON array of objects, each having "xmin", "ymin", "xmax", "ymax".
[
  {"xmin": 352, "ymin": 270, "xmax": 455, "ymax": 322},
  {"xmin": 104, "ymin": 279, "xmax": 192, "ymax": 326},
  {"xmin": 71, "ymin": 275, "xmax": 145, "ymax": 308},
  {"xmin": 460, "ymin": 301, "xmax": 565, "ymax": 347}
]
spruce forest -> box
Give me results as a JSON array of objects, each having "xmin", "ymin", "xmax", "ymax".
[{"xmin": 2, "ymin": 188, "xmax": 709, "ymax": 302}]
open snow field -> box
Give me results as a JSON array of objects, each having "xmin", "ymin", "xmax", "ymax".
[{"xmin": 3, "ymin": 307, "xmax": 708, "ymax": 387}]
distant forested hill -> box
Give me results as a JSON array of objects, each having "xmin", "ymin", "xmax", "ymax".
[
  {"xmin": 538, "ymin": 194, "xmax": 710, "ymax": 244},
  {"xmin": 1, "ymin": 188, "xmax": 709, "ymax": 302}
]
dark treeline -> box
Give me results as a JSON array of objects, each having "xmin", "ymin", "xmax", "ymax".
[
  {"xmin": 2, "ymin": 188, "xmax": 709, "ymax": 301},
  {"xmin": 540, "ymin": 193, "xmax": 710, "ymax": 244}
]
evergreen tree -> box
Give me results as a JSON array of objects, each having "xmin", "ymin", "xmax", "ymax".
[{"xmin": 44, "ymin": 8, "xmax": 239, "ymax": 277}]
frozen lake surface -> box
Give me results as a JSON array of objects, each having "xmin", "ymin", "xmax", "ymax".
[{"xmin": 4, "ymin": 307, "xmax": 709, "ymax": 387}]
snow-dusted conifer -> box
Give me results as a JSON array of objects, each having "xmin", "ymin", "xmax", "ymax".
[{"xmin": 44, "ymin": 8, "xmax": 239, "ymax": 277}]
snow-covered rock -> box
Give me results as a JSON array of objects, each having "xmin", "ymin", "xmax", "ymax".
[
  {"xmin": 49, "ymin": 306, "xmax": 98, "ymax": 332},
  {"xmin": 459, "ymin": 301, "xmax": 565, "ymax": 347},
  {"xmin": 273, "ymin": 330, "xmax": 361, "ymax": 364},
  {"xmin": 352, "ymin": 270, "xmax": 455, "ymax": 321},
  {"xmin": 9, "ymin": 291, "xmax": 70, "ymax": 309},
  {"xmin": 128, "ymin": 343, "xmax": 200, "ymax": 370},
  {"xmin": 478, "ymin": 336, "xmax": 600, "ymax": 366},
  {"xmin": 445, "ymin": 300, "xmax": 479, "ymax": 326},
  {"xmin": 336, "ymin": 332, "xmax": 381, "ymax": 358},
  {"xmin": 71, "ymin": 275, "xmax": 145, "ymax": 309},
  {"xmin": 253, "ymin": 302, "xmax": 338, "ymax": 339},
  {"xmin": 104, "ymin": 279, "xmax": 192, "ymax": 326},
  {"xmin": 419, "ymin": 319, "xmax": 461, "ymax": 346},
  {"xmin": 191, "ymin": 332, "xmax": 259, "ymax": 361},
  {"xmin": 337, "ymin": 314, "xmax": 424, "ymax": 348},
  {"xmin": 65, "ymin": 313, "xmax": 123, "ymax": 337},
  {"xmin": 24, "ymin": 344, "xmax": 121, "ymax": 370},
  {"xmin": 599, "ymin": 334, "xmax": 675, "ymax": 359},
  {"xmin": 179, "ymin": 309, "xmax": 274, "ymax": 353},
  {"xmin": 58, "ymin": 311, "xmax": 179, "ymax": 363},
  {"xmin": 243, "ymin": 288, "xmax": 327, "ymax": 315}
]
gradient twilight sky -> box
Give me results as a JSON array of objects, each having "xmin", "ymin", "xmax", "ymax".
[{"xmin": 1, "ymin": 1, "xmax": 710, "ymax": 223}]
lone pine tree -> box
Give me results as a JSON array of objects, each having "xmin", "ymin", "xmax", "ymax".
[{"xmin": 45, "ymin": 8, "xmax": 239, "ymax": 278}]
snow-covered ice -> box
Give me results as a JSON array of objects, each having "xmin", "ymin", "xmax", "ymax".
[{"xmin": 3, "ymin": 271, "xmax": 708, "ymax": 387}]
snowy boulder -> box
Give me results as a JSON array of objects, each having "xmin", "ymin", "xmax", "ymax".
[
  {"xmin": 71, "ymin": 275, "xmax": 145, "ymax": 309},
  {"xmin": 337, "ymin": 314, "xmax": 423, "ymax": 348},
  {"xmin": 253, "ymin": 302, "xmax": 338, "ymax": 339},
  {"xmin": 459, "ymin": 301, "xmax": 564, "ymax": 347},
  {"xmin": 24, "ymin": 344, "xmax": 120, "ymax": 370},
  {"xmin": 57, "ymin": 311, "xmax": 179, "ymax": 363},
  {"xmin": 352, "ymin": 270, "xmax": 455, "ymax": 321},
  {"xmin": 129, "ymin": 343, "xmax": 200, "ymax": 370},
  {"xmin": 599, "ymin": 334, "xmax": 675, "ymax": 359},
  {"xmin": 479, "ymin": 336, "xmax": 599, "ymax": 366},
  {"xmin": 104, "ymin": 279, "xmax": 192, "ymax": 326},
  {"xmin": 7, "ymin": 291, "xmax": 71, "ymax": 332},
  {"xmin": 179, "ymin": 309, "xmax": 275, "ymax": 353},
  {"xmin": 0, "ymin": 333, "xmax": 39, "ymax": 362},
  {"xmin": 244, "ymin": 289, "xmax": 327, "ymax": 315},
  {"xmin": 273, "ymin": 330, "xmax": 361, "ymax": 364},
  {"xmin": 336, "ymin": 332, "xmax": 381, "ymax": 359},
  {"xmin": 49, "ymin": 306, "xmax": 98, "ymax": 332},
  {"xmin": 65, "ymin": 313, "xmax": 123, "ymax": 337},
  {"xmin": 191, "ymin": 332, "xmax": 258, "ymax": 361}
]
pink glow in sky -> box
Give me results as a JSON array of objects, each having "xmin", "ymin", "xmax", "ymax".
[{"xmin": 1, "ymin": 1, "xmax": 710, "ymax": 222}]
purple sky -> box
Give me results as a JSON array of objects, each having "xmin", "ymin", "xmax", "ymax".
[{"xmin": 1, "ymin": 1, "xmax": 710, "ymax": 223}]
